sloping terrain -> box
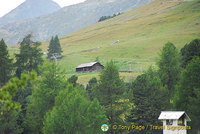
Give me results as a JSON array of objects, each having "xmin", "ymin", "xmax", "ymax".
[
  {"xmin": 0, "ymin": 0, "xmax": 61, "ymax": 27},
  {"xmin": 0, "ymin": 0, "xmax": 153, "ymax": 46},
  {"xmin": 39, "ymin": 0, "xmax": 200, "ymax": 74}
]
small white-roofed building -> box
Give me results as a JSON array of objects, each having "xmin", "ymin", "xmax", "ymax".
[{"xmin": 158, "ymin": 111, "xmax": 191, "ymax": 134}]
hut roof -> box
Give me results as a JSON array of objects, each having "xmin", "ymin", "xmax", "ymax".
[
  {"xmin": 76, "ymin": 62, "xmax": 100, "ymax": 69},
  {"xmin": 158, "ymin": 111, "xmax": 191, "ymax": 121}
]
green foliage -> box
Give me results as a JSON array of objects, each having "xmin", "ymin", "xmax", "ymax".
[
  {"xmin": 174, "ymin": 57, "xmax": 200, "ymax": 133},
  {"xmin": 0, "ymin": 39, "xmax": 13, "ymax": 87},
  {"xmin": 47, "ymin": 37, "xmax": 54, "ymax": 58},
  {"xmin": 15, "ymin": 34, "xmax": 43, "ymax": 78},
  {"xmin": 0, "ymin": 73, "xmax": 33, "ymax": 113},
  {"xmin": 98, "ymin": 13, "xmax": 121, "ymax": 22},
  {"xmin": 189, "ymin": 88, "xmax": 200, "ymax": 134},
  {"xmin": 180, "ymin": 39, "xmax": 200, "ymax": 68},
  {"xmin": 0, "ymin": 110, "xmax": 23, "ymax": 134},
  {"xmin": 127, "ymin": 67, "xmax": 168, "ymax": 133},
  {"xmin": 157, "ymin": 42, "xmax": 180, "ymax": 98},
  {"xmin": 87, "ymin": 77, "xmax": 98, "ymax": 86},
  {"xmin": 12, "ymin": 82, "xmax": 34, "ymax": 133},
  {"xmin": 0, "ymin": 72, "xmax": 35, "ymax": 134},
  {"xmin": 94, "ymin": 61, "xmax": 126, "ymax": 132},
  {"xmin": 54, "ymin": 35, "xmax": 62, "ymax": 55},
  {"xmin": 47, "ymin": 35, "xmax": 62, "ymax": 59},
  {"xmin": 67, "ymin": 75, "xmax": 78, "ymax": 87},
  {"xmin": 43, "ymin": 85, "xmax": 107, "ymax": 134},
  {"xmin": 86, "ymin": 77, "xmax": 97, "ymax": 101},
  {"xmin": 95, "ymin": 56, "xmax": 100, "ymax": 62},
  {"xmin": 25, "ymin": 62, "xmax": 67, "ymax": 133}
]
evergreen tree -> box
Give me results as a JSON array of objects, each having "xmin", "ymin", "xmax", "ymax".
[
  {"xmin": 0, "ymin": 72, "xmax": 36, "ymax": 134},
  {"xmin": 54, "ymin": 35, "xmax": 62, "ymax": 55},
  {"xmin": 174, "ymin": 57, "xmax": 200, "ymax": 133},
  {"xmin": 98, "ymin": 13, "xmax": 121, "ymax": 22},
  {"xmin": 94, "ymin": 61, "xmax": 125, "ymax": 133},
  {"xmin": 25, "ymin": 62, "xmax": 67, "ymax": 133},
  {"xmin": 67, "ymin": 75, "xmax": 78, "ymax": 87},
  {"xmin": 157, "ymin": 42, "xmax": 180, "ymax": 98},
  {"xmin": 43, "ymin": 85, "xmax": 107, "ymax": 134},
  {"xmin": 180, "ymin": 39, "xmax": 200, "ymax": 68},
  {"xmin": 0, "ymin": 111, "xmax": 23, "ymax": 134},
  {"xmin": 12, "ymin": 82, "xmax": 34, "ymax": 133},
  {"xmin": 15, "ymin": 34, "xmax": 43, "ymax": 78},
  {"xmin": 189, "ymin": 88, "xmax": 200, "ymax": 134},
  {"xmin": 47, "ymin": 36, "xmax": 55, "ymax": 58},
  {"xmin": 47, "ymin": 35, "xmax": 62, "ymax": 59},
  {"xmin": 127, "ymin": 67, "xmax": 168, "ymax": 133},
  {"xmin": 86, "ymin": 77, "xmax": 97, "ymax": 101},
  {"xmin": 0, "ymin": 39, "xmax": 13, "ymax": 87}
]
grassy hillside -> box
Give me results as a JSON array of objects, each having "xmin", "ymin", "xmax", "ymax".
[{"xmin": 9, "ymin": 0, "xmax": 200, "ymax": 83}]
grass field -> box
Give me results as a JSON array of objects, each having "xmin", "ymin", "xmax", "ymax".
[
  {"xmin": 8, "ymin": 0, "xmax": 200, "ymax": 84},
  {"xmin": 76, "ymin": 72, "xmax": 142, "ymax": 85}
]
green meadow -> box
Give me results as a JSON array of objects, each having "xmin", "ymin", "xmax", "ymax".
[{"xmin": 9, "ymin": 0, "xmax": 200, "ymax": 83}]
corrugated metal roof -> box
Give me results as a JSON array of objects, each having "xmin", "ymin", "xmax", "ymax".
[
  {"xmin": 76, "ymin": 62, "xmax": 98, "ymax": 68},
  {"xmin": 158, "ymin": 111, "xmax": 191, "ymax": 121}
]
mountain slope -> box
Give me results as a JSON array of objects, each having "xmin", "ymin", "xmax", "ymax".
[
  {"xmin": 39, "ymin": 0, "xmax": 200, "ymax": 73},
  {"xmin": 0, "ymin": 0, "xmax": 153, "ymax": 46},
  {"xmin": 0, "ymin": 0, "xmax": 61, "ymax": 27}
]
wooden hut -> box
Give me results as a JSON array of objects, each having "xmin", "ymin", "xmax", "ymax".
[{"xmin": 76, "ymin": 62, "xmax": 104, "ymax": 73}]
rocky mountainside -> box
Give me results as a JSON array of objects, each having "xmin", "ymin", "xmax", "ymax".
[
  {"xmin": 0, "ymin": 0, "xmax": 61, "ymax": 27},
  {"xmin": 0, "ymin": 0, "xmax": 153, "ymax": 46}
]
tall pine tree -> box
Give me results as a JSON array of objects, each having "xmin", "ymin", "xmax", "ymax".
[
  {"xmin": 15, "ymin": 34, "xmax": 43, "ymax": 78},
  {"xmin": 54, "ymin": 35, "xmax": 62, "ymax": 55},
  {"xmin": 127, "ymin": 67, "xmax": 168, "ymax": 134},
  {"xmin": 25, "ymin": 62, "xmax": 67, "ymax": 133},
  {"xmin": 157, "ymin": 42, "xmax": 180, "ymax": 99},
  {"xmin": 174, "ymin": 57, "xmax": 200, "ymax": 133},
  {"xmin": 43, "ymin": 87, "xmax": 107, "ymax": 134},
  {"xmin": 47, "ymin": 35, "xmax": 62, "ymax": 59},
  {"xmin": 0, "ymin": 39, "xmax": 13, "ymax": 87},
  {"xmin": 94, "ymin": 61, "xmax": 125, "ymax": 134},
  {"xmin": 47, "ymin": 36, "xmax": 55, "ymax": 58},
  {"xmin": 180, "ymin": 39, "xmax": 200, "ymax": 68}
]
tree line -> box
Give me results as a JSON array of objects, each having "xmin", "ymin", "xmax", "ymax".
[
  {"xmin": 98, "ymin": 13, "xmax": 121, "ymax": 22},
  {"xmin": 0, "ymin": 36, "xmax": 200, "ymax": 134}
]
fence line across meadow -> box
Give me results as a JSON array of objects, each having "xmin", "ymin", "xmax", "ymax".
[
  {"xmin": 119, "ymin": 69, "xmax": 145, "ymax": 73},
  {"xmin": 66, "ymin": 68, "xmax": 146, "ymax": 74}
]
